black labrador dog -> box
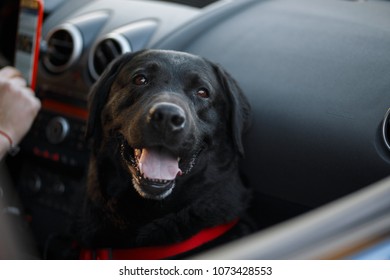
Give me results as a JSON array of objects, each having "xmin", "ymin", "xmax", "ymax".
[{"xmin": 79, "ymin": 49, "xmax": 252, "ymax": 259}]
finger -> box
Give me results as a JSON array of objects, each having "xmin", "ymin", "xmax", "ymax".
[
  {"xmin": 0, "ymin": 66, "xmax": 23, "ymax": 79},
  {"xmin": 9, "ymin": 76, "xmax": 28, "ymax": 87},
  {"xmin": 22, "ymin": 86, "xmax": 36, "ymax": 98}
]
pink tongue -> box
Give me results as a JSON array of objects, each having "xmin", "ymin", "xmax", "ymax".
[{"xmin": 139, "ymin": 148, "xmax": 181, "ymax": 180}]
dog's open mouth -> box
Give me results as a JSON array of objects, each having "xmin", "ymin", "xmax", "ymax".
[
  {"xmin": 135, "ymin": 148, "xmax": 183, "ymax": 181},
  {"xmin": 132, "ymin": 147, "xmax": 181, "ymax": 199},
  {"xmin": 120, "ymin": 140, "xmax": 201, "ymax": 200}
]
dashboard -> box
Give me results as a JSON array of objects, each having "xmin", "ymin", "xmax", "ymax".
[{"xmin": 4, "ymin": 0, "xmax": 390, "ymax": 258}]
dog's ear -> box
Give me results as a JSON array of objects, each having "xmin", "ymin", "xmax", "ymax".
[
  {"xmin": 86, "ymin": 52, "xmax": 139, "ymax": 150},
  {"xmin": 212, "ymin": 63, "xmax": 251, "ymax": 157}
]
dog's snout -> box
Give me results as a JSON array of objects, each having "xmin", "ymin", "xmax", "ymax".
[{"xmin": 148, "ymin": 102, "xmax": 186, "ymax": 132}]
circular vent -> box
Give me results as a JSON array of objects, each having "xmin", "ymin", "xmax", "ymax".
[
  {"xmin": 89, "ymin": 33, "xmax": 131, "ymax": 80},
  {"xmin": 382, "ymin": 108, "xmax": 390, "ymax": 150},
  {"xmin": 43, "ymin": 23, "xmax": 82, "ymax": 73}
]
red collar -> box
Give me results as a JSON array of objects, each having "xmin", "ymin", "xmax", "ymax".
[{"xmin": 80, "ymin": 219, "xmax": 238, "ymax": 260}]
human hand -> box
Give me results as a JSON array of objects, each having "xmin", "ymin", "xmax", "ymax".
[{"xmin": 0, "ymin": 67, "xmax": 41, "ymax": 153}]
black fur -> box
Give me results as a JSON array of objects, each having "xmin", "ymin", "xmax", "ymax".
[{"xmin": 79, "ymin": 49, "xmax": 252, "ymax": 255}]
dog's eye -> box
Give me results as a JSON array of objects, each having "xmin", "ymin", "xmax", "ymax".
[
  {"xmin": 196, "ymin": 88, "xmax": 209, "ymax": 99},
  {"xmin": 132, "ymin": 74, "xmax": 148, "ymax": 86}
]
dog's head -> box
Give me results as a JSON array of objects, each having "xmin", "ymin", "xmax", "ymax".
[{"xmin": 86, "ymin": 50, "xmax": 250, "ymax": 200}]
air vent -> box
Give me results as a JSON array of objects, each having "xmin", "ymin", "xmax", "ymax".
[
  {"xmin": 89, "ymin": 33, "xmax": 131, "ymax": 80},
  {"xmin": 382, "ymin": 108, "xmax": 390, "ymax": 150},
  {"xmin": 43, "ymin": 23, "xmax": 82, "ymax": 73}
]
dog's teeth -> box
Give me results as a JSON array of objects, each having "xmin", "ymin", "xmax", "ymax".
[{"xmin": 145, "ymin": 178, "xmax": 170, "ymax": 184}]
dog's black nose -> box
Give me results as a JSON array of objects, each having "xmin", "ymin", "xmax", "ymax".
[{"xmin": 148, "ymin": 102, "xmax": 186, "ymax": 132}]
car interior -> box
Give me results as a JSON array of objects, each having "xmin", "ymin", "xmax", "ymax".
[{"xmin": 1, "ymin": 0, "xmax": 390, "ymax": 259}]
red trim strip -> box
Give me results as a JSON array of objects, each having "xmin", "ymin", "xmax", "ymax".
[
  {"xmin": 42, "ymin": 99, "xmax": 88, "ymax": 120},
  {"xmin": 80, "ymin": 219, "xmax": 238, "ymax": 260},
  {"xmin": 30, "ymin": 0, "xmax": 44, "ymax": 90}
]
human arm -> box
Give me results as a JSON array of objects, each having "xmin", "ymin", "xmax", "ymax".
[{"xmin": 0, "ymin": 67, "xmax": 41, "ymax": 159}]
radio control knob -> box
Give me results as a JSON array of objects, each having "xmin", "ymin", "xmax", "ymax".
[
  {"xmin": 52, "ymin": 181, "xmax": 66, "ymax": 195},
  {"xmin": 28, "ymin": 174, "xmax": 42, "ymax": 193},
  {"xmin": 46, "ymin": 117, "xmax": 70, "ymax": 144}
]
